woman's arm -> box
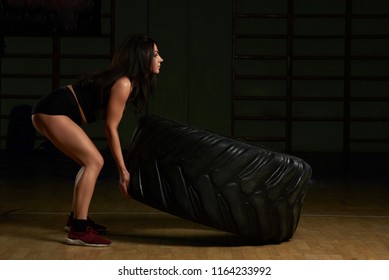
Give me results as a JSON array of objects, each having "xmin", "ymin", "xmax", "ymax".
[{"xmin": 104, "ymin": 77, "xmax": 132, "ymax": 196}]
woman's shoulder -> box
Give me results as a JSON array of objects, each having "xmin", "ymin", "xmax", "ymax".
[
  {"xmin": 110, "ymin": 77, "xmax": 133, "ymax": 102},
  {"xmin": 113, "ymin": 76, "xmax": 132, "ymax": 91}
]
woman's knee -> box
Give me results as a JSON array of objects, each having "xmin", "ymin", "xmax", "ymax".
[
  {"xmin": 86, "ymin": 153, "xmax": 104, "ymax": 172},
  {"xmin": 96, "ymin": 154, "xmax": 105, "ymax": 170}
]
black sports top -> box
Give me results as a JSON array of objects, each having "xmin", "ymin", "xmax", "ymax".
[{"xmin": 72, "ymin": 81, "xmax": 110, "ymax": 123}]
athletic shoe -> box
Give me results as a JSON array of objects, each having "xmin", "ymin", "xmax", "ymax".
[
  {"xmin": 64, "ymin": 215, "xmax": 107, "ymax": 233},
  {"xmin": 66, "ymin": 227, "xmax": 111, "ymax": 247}
]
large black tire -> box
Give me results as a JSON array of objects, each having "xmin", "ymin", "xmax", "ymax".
[{"xmin": 126, "ymin": 115, "xmax": 312, "ymax": 243}]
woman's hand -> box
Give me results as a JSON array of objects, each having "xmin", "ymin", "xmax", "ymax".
[{"xmin": 119, "ymin": 169, "xmax": 130, "ymax": 196}]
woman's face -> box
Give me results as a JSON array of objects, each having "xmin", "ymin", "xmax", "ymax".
[{"xmin": 151, "ymin": 44, "xmax": 163, "ymax": 74}]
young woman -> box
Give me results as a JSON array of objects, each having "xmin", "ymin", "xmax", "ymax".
[{"xmin": 31, "ymin": 34, "xmax": 164, "ymax": 247}]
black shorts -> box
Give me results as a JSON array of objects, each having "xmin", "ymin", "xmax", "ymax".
[{"xmin": 32, "ymin": 86, "xmax": 83, "ymax": 125}]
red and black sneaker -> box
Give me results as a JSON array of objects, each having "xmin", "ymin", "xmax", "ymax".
[
  {"xmin": 66, "ymin": 227, "xmax": 111, "ymax": 247},
  {"xmin": 64, "ymin": 215, "xmax": 107, "ymax": 234}
]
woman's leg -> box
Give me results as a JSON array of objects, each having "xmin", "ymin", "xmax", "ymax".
[{"xmin": 32, "ymin": 114, "xmax": 104, "ymax": 220}]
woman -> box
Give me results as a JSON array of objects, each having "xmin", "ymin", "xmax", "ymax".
[{"xmin": 31, "ymin": 34, "xmax": 164, "ymax": 247}]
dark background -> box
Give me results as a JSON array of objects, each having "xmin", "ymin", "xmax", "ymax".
[{"xmin": 1, "ymin": 0, "xmax": 388, "ymax": 178}]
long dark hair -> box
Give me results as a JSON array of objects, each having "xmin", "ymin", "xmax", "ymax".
[{"xmin": 78, "ymin": 34, "xmax": 157, "ymax": 111}]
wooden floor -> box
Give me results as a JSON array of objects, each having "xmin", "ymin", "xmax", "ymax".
[{"xmin": 0, "ymin": 152, "xmax": 388, "ymax": 260}]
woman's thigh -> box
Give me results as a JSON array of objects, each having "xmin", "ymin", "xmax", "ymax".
[{"xmin": 32, "ymin": 114, "xmax": 102, "ymax": 167}]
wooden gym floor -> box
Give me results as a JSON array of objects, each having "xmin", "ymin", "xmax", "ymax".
[{"xmin": 0, "ymin": 152, "xmax": 388, "ymax": 260}]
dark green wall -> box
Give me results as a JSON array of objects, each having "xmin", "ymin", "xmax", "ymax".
[{"xmin": 233, "ymin": 0, "xmax": 389, "ymax": 153}]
